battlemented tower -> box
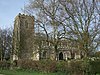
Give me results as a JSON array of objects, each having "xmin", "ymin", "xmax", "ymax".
[{"xmin": 13, "ymin": 13, "xmax": 36, "ymax": 60}]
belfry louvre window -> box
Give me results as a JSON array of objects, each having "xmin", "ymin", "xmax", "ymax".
[{"xmin": 25, "ymin": 20, "xmax": 28, "ymax": 28}]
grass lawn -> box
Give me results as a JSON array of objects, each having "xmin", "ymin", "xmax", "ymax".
[
  {"xmin": 0, "ymin": 70, "xmax": 66, "ymax": 75},
  {"xmin": 0, "ymin": 70, "xmax": 100, "ymax": 75}
]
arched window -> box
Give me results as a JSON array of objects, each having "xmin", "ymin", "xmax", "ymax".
[{"xmin": 43, "ymin": 51, "xmax": 46, "ymax": 59}]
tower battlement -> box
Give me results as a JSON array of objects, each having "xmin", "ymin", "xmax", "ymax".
[
  {"xmin": 18, "ymin": 13, "xmax": 34, "ymax": 18},
  {"xmin": 15, "ymin": 13, "xmax": 34, "ymax": 22}
]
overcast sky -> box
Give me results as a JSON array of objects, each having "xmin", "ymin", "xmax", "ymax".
[{"xmin": 0, "ymin": 0, "xmax": 28, "ymax": 29}]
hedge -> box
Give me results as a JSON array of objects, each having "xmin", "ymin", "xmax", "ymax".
[{"xmin": 0, "ymin": 58, "xmax": 100, "ymax": 75}]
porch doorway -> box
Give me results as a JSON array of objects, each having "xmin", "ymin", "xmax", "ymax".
[{"xmin": 59, "ymin": 52, "xmax": 63, "ymax": 60}]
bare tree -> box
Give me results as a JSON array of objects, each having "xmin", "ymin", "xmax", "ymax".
[
  {"xmin": 59, "ymin": 0, "xmax": 100, "ymax": 57},
  {"xmin": 0, "ymin": 27, "xmax": 13, "ymax": 61},
  {"xmin": 24, "ymin": 0, "xmax": 66, "ymax": 60},
  {"xmin": 24, "ymin": 0, "xmax": 100, "ymax": 59}
]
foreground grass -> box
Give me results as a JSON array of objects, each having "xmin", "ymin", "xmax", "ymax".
[
  {"xmin": 0, "ymin": 70, "xmax": 100, "ymax": 75},
  {"xmin": 0, "ymin": 70, "xmax": 66, "ymax": 75}
]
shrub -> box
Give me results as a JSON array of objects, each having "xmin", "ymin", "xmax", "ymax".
[
  {"xmin": 89, "ymin": 59, "xmax": 100, "ymax": 74},
  {"xmin": 0, "ymin": 60, "xmax": 10, "ymax": 69},
  {"xmin": 39, "ymin": 59, "xmax": 56, "ymax": 73},
  {"xmin": 17, "ymin": 59, "xmax": 56, "ymax": 73},
  {"xmin": 68, "ymin": 60, "xmax": 90, "ymax": 75},
  {"xmin": 17, "ymin": 59, "xmax": 40, "ymax": 71},
  {"xmin": 17, "ymin": 59, "xmax": 100, "ymax": 74},
  {"xmin": 56, "ymin": 61, "xmax": 68, "ymax": 72},
  {"xmin": 18, "ymin": 59, "xmax": 69, "ymax": 73}
]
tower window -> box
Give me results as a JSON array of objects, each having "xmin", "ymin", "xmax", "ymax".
[{"xmin": 25, "ymin": 20, "xmax": 28, "ymax": 28}]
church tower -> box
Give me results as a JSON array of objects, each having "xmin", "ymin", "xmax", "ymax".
[{"xmin": 13, "ymin": 13, "xmax": 35, "ymax": 60}]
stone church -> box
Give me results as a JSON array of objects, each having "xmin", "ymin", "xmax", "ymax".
[{"xmin": 12, "ymin": 13, "xmax": 83, "ymax": 61}]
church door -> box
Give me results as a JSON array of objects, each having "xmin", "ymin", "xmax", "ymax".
[{"xmin": 59, "ymin": 52, "xmax": 63, "ymax": 60}]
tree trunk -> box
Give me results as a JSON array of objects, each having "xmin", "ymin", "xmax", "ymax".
[{"xmin": 54, "ymin": 45, "xmax": 59, "ymax": 61}]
